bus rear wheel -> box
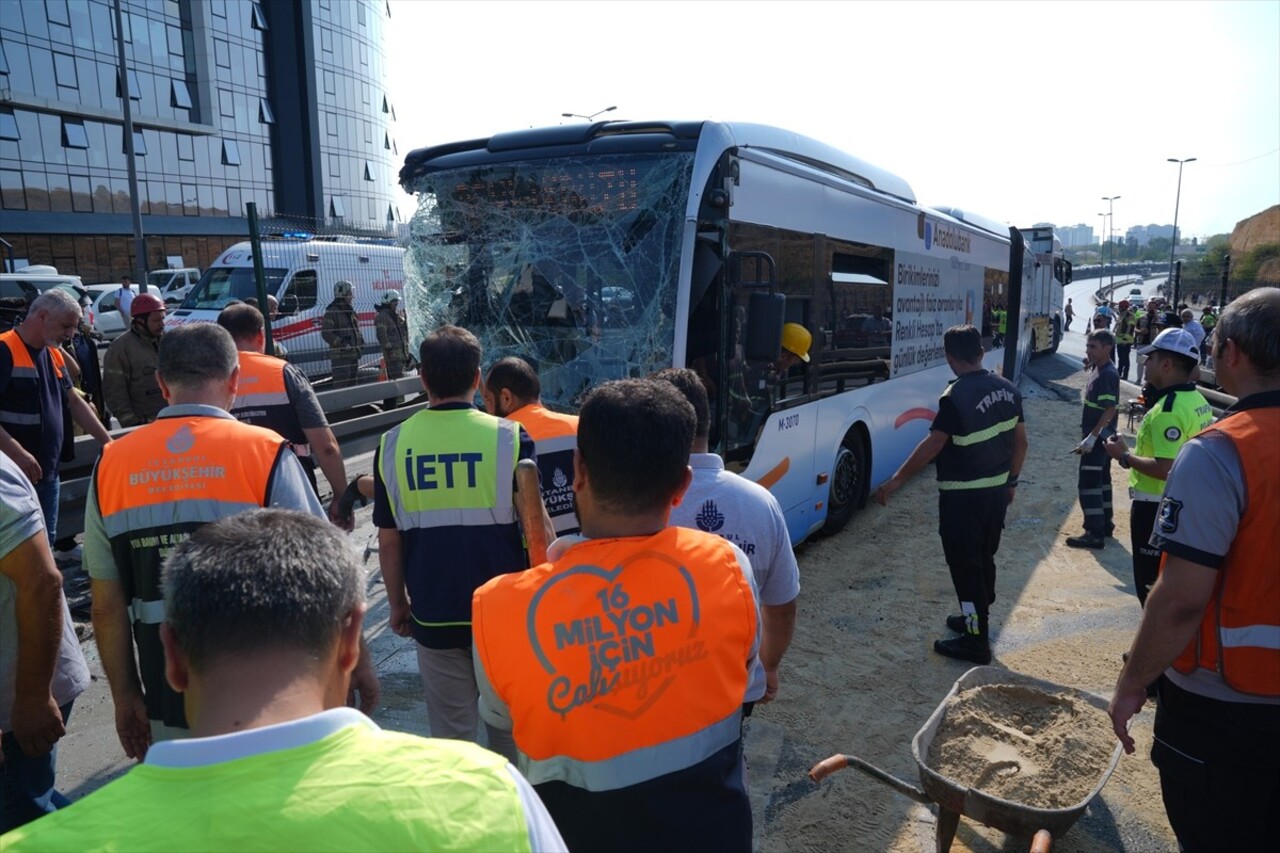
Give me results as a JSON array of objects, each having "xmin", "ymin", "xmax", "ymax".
[{"xmin": 822, "ymin": 433, "xmax": 866, "ymax": 536}]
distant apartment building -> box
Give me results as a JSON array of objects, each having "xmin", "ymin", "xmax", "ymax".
[
  {"xmin": 1125, "ymin": 224, "xmax": 1175, "ymax": 247},
  {"xmin": 1053, "ymin": 223, "xmax": 1095, "ymax": 247},
  {"xmin": 0, "ymin": 0, "xmax": 400, "ymax": 281}
]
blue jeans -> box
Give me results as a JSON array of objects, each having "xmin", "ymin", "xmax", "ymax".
[
  {"xmin": 0, "ymin": 702, "xmax": 73, "ymax": 833},
  {"xmin": 32, "ymin": 475, "xmax": 59, "ymax": 548}
]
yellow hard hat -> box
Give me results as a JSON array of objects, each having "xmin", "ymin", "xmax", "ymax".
[{"xmin": 781, "ymin": 323, "xmax": 811, "ymax": 362}]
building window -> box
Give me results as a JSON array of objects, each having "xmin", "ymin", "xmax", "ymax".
[
  {"xmin": 1, "ymin": 169, "xmax": 25, "ymax": 210},
  {"xmin": 178, "ymin": 133, "xmax": 195, "ymax": 161},
  {"xmin": 214, "ymin": 38, "xmax": 230, "ymax": 68},
  {"xmin": 171, "ymin": 79, "xmax": 193, "ymax": 109},
  {"xmin": 363, "ymin": 162, "xmax": 374, "ymax": 181},
  {"xmin": 330, "ymin": 196, "xmax": 346, "ymax": 218},
  {"xmin": 383, "ymin": 131, "xmax": 391, "ymax": 150},
  {"xmin": 116, "ymin": 69, "xmax": 141, "ymax": 100},
  {"xmin": 258, "ymin": 99, "xmax": 275, "ymax": 124},
  {"xmin": 61, "ymin": 118, "xmax": 89, "ymax": 149},
  {"xmin": 123, "ymin": 130, "xmax": 146, "ymax": 155},
  {"xmin": 323, "ymin": 70, "xmax": 335, "ymax": 96},
  {"xmin": 328, "ymin": 154, "xmax": 340, "ymax": 177},
  {"xmin": 47, "ymin": 0, "xmax": 71, "ymax": 27},
  {"xmin": 222, "ymin": 139, "xmax": 241, "ymax": 166},
  {"xmin": 325, "ymin": 112, "xmax": 337, "ymax": 137},
  {"xmin": 321, "ymin": 27, "xmax": 332, "ymax": 54},
  {"xmin": 0, "ymin": 41, "xmax": 9, "ymax": 75},
  {"xmin": 250, "ymin": 2, "xmax": 269, "ymax": 31},
  {"xmin": 219, "ymin": 89, "xmax": 235, "ymax": 118},
  {"xmin": 358, "ymin": 2, "xmax": 366, "ymax": 26},
  {"xmin": 0, "ymin": 109, "xmax": 19, "ymax": 141},
  {"xmin": 53, "ymin": 52, "xmax": 78, "ymax": 88},
  {"xmin": 382, "ymin": 94, "xmax": 390, "ymax": 113},
  {"xmin": 387, "ymin": 203, "xmax": 397, "ymax": 223}
]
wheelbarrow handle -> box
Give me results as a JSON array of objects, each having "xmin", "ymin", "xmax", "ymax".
[
  {"xmin": 808, "ymin": 754, "xmax": 932, "ymax": 805},
  {"xmin": 1030, "ymin": 829, "xmax": 1053, "ymax": 853}
]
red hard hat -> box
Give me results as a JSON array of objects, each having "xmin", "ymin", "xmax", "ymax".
[
  {"xmin": 131, "ymin": 293, "xmax": 166, "ymax": 318},
  {"xmin": 1118, "ymin": 300, "xmax": 1130, "ymax": 309}
]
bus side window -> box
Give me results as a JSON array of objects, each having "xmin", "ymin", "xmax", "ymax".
[{"xmin": 281, "ymin": 270, "xmax": 318, "ymax": 314}]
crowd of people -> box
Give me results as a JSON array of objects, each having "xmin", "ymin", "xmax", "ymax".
[{"xmin": 1, "ymin": 282, "xmax": 1276, "ymax": 851}]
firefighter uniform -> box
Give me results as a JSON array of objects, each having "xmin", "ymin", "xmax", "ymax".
[
  {"xmin": 505, "ymin": 403, "xmax": 580, "ymax": 536},
  {"xmin": 373, "ymin": 403, "xmax": 534, "ymax": 750},
  {"xmin": 84, "ymin": 406, "xmax": 323, "ymax": 728},
  {"xmin": 472, "ymin": 526, "xmax": 760, "ymax": 852},
  {"xmin": 929, "ymin": 369, "xmax": 1024, "ymax": 646},
  {"xmin": 1124, "ymin": 383, "xmax": 1213, "ymax": 604},
  {"xmin": 1147, "ymin": 390, "xmax": 1280, "ymax": 849},
  {"xmin": 1078, "ymin": 361, "xmax": 1119, "ymax": 538}
]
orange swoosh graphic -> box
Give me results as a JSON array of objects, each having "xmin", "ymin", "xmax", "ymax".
[
  {"xmin": 894, "ymin": 408, "xmax": 936, "ymax": 429},
  {"xmin": 757, "ymin": 457, "xmax": 790, "ymax": 489}
]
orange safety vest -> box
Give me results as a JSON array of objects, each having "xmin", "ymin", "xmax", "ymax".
[
  {"xmin": 0, "ymin": 328, "xmax": 73, "ymax": 464},
  {"xmin": 506, "ymin": 403, "xmax": 580, "ymax": 535},
  {"xmin": 472, "ymin": 526, "xmax": 758, "ymax": 791},
  {"xmin": 229, "ymin": 350, "xmax": 309, "ymax": 452},
  {"xmin": 94, "ymin": 413, "xmax": 287, "ymax": 725},
  {"xmin": 1170, "ymin": 406, "xmax": 1280, "ymax": 697}
]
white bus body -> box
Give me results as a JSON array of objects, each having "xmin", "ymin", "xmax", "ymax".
[
  {"xmin": 166, "ymin": 239, "xmax": 405, "ymax": 381},
  {"xmin": 400, "ymin": 121, "xmax": 1044, "ymax": 544}
]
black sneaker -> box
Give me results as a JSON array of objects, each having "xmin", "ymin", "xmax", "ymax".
[
  {"xmin": 1066, "ymin": 533, "xmax": 1106, "ymax": 549},
  {"xmin": 934, "ymin": 634, "xmax": 992, "ymax": 665},
  {"xmin": 946, "ymin": 614, "xmax": 968, "ymax": 634}
]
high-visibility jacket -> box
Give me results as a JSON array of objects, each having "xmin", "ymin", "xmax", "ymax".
[
  {"xmin": 378, "ymin": 406, "xmax": 524, "ymax": 648},
  {"xmin": 506, "ymin": 402, "xmax": 580, "ymax": 536},
  {"xmin": 0, "ymin": 714, "xmax": 535, "ymax": 852},
  {"xmin": 0, "ymin": 329, "xmax": 74, "ymax": 466},
  {"xmin": 993, "ymin": 309, "xmax": 1007, "ymax": 334},
  {"xmin": 1114, "ymin": 314, "xmax": 1136, "ymax": 345},
  {"xmin": 1129, "ymin": 384, "xmax": 1213, "ymax": 501},
  {"xmin": 93, "ymin": 414, "xmax": 289, "ymax": 725},
  {"xmin": 1170, "ymin": 406, "xmax": 1280, "ymax": 696},
  {"xmin": 229, "ymin": 351, "xmax": 310, "ymax": 453},
  {"xmin": 472, "ymin": 527, "xmax": 758, "ymax": 791},
  {"xmin": 933, "ymin": 370, "xmax": 1023, "ymax": 491}
]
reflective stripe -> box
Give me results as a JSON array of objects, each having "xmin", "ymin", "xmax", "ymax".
[
  {"xmin": 536, "ymin": 434, "xmax": 577, "ymax": 455},
  {"xmin": 937, "ymin": 472, "xmax": 1009, "ymax": 491},
  {"xmin": 398, "ymin": 505, "xmax": 518, "ymax": 529},
  {"xmin": 951, "ymin": 415, "xmax": 1020, "ymax": 448},
  {"xmin": 101, "ymin": 499, "xmax": 261, "ymax": 538},
  {"xmin": 1129, "ymin": 487, "xmax": 1163, "ymax": 502},
  {"xmin": 494, "ymin": 417, "xmax": 516, "ymax": 510},
  {"xmin": 7, "ymin": 366, "xmax": 37, "ymax": 380},
  {"xmin": 379, "ymin": 424, "xmax": 406, "ymax": 528},
  {"xmin": 233, "ymin": 391, "xmax": 291, "ymax": 409},
  {"xmin": 128, "ymin": 598, "xmax": 166, "ymax": 625},
  {"xmin": 0, "ymin": 411, "xmax": 41, "ymax": 425},
  {"xmin": 551, "ymin": 512, "xmax": 580, "ymax": 535},
  {"xmin": 1221, "ymin": 624, "xmax": 1280, "ymax": 651},
  {"xmin": 520, "ymin": 710, "xmax": 742, "ymax": 791},
  {"xmin": 412, "ymin": 617, "xmax": 472, "ymax": 627}
]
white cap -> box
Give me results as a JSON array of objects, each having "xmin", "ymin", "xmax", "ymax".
[{"xmin": 1137, "ymin": 327, "xmax": 1199, "ymax": 359}]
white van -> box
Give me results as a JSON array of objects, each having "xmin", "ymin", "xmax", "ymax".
[
  {"xmin": 165, "ymin": 238, "xmax": 406, "ymax": 382},
  {"xmin": 146, "ymin": 267, "xmax": 202, "ymax": 304}
]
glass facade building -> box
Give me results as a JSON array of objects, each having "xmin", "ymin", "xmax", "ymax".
[{"xmin": 0, "ymin": 0, "xmax": 400, "ymax": 282}]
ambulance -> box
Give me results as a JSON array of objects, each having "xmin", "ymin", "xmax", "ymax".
[{"xmin": 166, "ymin": 236, "xmax": 406, "ymax": 382}]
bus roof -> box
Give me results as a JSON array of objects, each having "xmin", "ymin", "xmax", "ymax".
[{"xmin": 400, "ymin": 120, "xmax": 916, "ymax": 204}]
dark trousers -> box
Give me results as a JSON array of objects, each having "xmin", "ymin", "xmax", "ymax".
[
  {"xmin": 1130, "ymin": 499, "xmax": 1162, "ymax": 605},
  {"xmin": 0, "ymin": 703, "xmax": 73, "ymax": 832},
  {"xmin": 1153, "ymin": 679, "xmax": 1280, "ymax": 852},
  {"xmin": 1117, "ymin": 343, "xmax": 1132, "ymax": 380},
  {"xmin": 1077, "ymin": 441, "xmax": 1113, "ymax": 536},
  {"xmin": 938, "ymin": 488, "xmax": 1008, "ymax": 638}
]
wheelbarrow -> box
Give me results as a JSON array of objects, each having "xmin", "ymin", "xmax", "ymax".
[{"xmin": 808, "ymin": 666, "xmax": 1123, "ymax": 852}]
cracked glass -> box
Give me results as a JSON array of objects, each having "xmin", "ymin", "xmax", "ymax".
[{"xmin": 403, "ymin": 152, "xmax": 695, "ymax": 410}]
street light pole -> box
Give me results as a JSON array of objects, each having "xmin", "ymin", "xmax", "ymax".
[
  {"xmin": 1097, "ymin": 212, "xmax": 1108, "ymax": 295},
  {"xmin": 1167, "ymin": 157, "xmax": 1196, "ymax": 283},
  {"xmin": 561, "ymin": 106, "xmax": 617, "ymax": 122},
  {"xmin": 1102, "ymin": 195, "xmax": 1120, "ymax": 297}
]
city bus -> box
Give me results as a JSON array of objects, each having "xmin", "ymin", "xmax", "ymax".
[{"xmin": 399, "ymin": 121, "xmax": 1048, "ymax": 545}]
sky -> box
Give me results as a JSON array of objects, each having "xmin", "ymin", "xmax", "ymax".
[{"xmin": 385, "ymin": 0, "xmax": 1280, "ymax": 240}]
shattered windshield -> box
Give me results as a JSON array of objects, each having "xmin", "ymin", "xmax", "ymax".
[{"xmin": 403, "ymin": 152, "xmax": 695, "ymax": 411}]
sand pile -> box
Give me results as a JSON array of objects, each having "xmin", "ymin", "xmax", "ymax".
[{"xmin": 926, "ymin": 684, "xmax": 1116, "ymax": 810}]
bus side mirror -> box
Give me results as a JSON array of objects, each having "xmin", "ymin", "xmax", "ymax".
[{"xmin": 743, "ymin": 291, "xmax": 785, "ymax": 362}]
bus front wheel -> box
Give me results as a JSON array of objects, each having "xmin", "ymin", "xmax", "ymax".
[{"xmin": 822, "ymin": 433, "xmax": 867, "ymax": 536}]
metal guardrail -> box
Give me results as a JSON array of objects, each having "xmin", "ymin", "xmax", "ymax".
[{"xmin": 55, "ymin": 374, "xmax": 426, "ymax": 540}]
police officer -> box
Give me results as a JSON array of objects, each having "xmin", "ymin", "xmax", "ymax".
[
  {"xmin": 85, "ymin": 324, "xmax": 377, "ymax": 757},
  {"xmin": 1067, "ymin": 329, "xmax": 1119, "ymax": 549},
  {"xmin": 1109, "ymin": 287, "xmax": 1280, "ymax": 851},
  {"xmin": 1114, "ymin": 300, "xmax": 1136, "ymax": 381},
  {"xmin": 483, "ymin": 356, "xmax": 580, "ymax": 537},
  {"xmin": 472, "ymin": 379, "xmax": 759, "ymax": 852},
  {"xmin": 374, "ymin": 325, "xmax": 535, "ymax": 759},
  {"xmin": 1104, "ymin": 328, "xmax": 1213, "ymax": 605},
  {"xmin": 216, "ymin": 303, "xmax": 351, "ymax": 528},
  {"xmin": 876, "ymin": 325, "xmax": 1027, "ymax": 664}
]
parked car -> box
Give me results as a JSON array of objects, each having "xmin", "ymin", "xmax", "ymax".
[
  {"xmin": 87, "ymin": 283, "xmax": 164, "ymax": 340},
  {"xmin": 0, "ymin": 265, "xmax": 90, "ymax": 331},
  {"xmin": 147, "ymin": 267, "xmax": 202, "ymax": 304}
]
